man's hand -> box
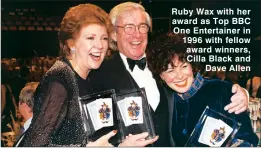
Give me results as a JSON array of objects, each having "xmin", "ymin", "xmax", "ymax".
[
  {"xmin": 224, "ymin": 84, "xmax": 249, "ymax": 114},
  {"xmin": 86, "ymin": 130, "xmax": 117, "ymax": 146},
  {"xmin": 119, "ymin": 132, "xmax": 158, "ymax": 147}
]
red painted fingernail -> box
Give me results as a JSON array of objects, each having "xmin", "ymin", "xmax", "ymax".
[{"xmin": 113, "ymin": 130, "xmax": 117, "ymax": 133}]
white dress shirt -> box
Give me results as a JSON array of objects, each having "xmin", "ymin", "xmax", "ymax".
[
  {"xmin": 119, "ymin": 53, "xmax": 160, "ymax": 111},
  {"xmin": 15, "ymin": 117, "xmax": 32, "ymax": 147},
  {"xmin": 24, "ymin": 117, "xmax": 32, "ymax": 131}
]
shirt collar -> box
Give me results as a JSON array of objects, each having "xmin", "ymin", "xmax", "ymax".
[
  {"xmin": 119, "ymin": 52, "xmax": 146, "ymax": 71},
  {"xmin": 181, "ymin": 72, "xmax": 204, "ymax": 100},
  {"xmin": 24, "ymin": 117, "xmax": 32, "ymax": 131}
]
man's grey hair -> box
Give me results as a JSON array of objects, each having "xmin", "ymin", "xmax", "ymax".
[
  {"xmin": 109, "ymin": 2, "xmax": 152, "ymax": 50},
  {"xmin": 19, "ymin": 82, "xmax": 39, "ymax": 109}
]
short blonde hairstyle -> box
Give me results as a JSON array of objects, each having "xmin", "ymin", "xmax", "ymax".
[
  {"xmin": 109, "ymin": 2, "xmax": 152, "ymax": 50},
  {"xmin": 19, "ymin": 82, "xmax": 39, "ymax": 108}
]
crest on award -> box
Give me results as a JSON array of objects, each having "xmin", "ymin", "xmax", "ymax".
[
  {"xmin": 210, "ymin": 126, "xmax": 226, "ymax": 145},
  {"xmin": 99, "ymin": 102, "xmax": 111, "ymax": 123},
  {"xmin": 198, "ymin": 116, "xmax": 233, "ymax": 147},
  {"xmin": 128, "ymin": 100, "xmax": 140, "ymax": 121}
]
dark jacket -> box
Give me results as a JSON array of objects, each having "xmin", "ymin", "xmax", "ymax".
[
  {"xmin": 89, "ymin": 52, "xmax": 171, "ymax": 146},
  {"xmin": 163, "ymin": 77, "xmax": 258, "ymax": 146}
]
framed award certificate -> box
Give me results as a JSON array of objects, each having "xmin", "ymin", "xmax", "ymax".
[
  {"xmin": 113, "ymin": 88, "xmax": 156, "ymax": 142},
  {"xmin": 186, "ymin": 106, "xmax": 241, "ymax": 147},
  {"xmin": 78, "ymin": 89, "xmax": 120, "ymax": 144}
]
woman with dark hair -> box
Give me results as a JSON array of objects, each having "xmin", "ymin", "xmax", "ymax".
[{"xmin": 146, "ymin": 33, "xmax": 258, "ymax": 146}]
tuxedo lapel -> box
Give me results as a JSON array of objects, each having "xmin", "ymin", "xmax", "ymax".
[
  {"xmin": 90, "ymin": 52, "xmax": 172, "ymax": 146},
  {"xmin": 14, "ymin": 130, "xmax": 27, "ymax": 146},
  {"xmin": 98, "ymin": 52, "xmax": 140, "ymax": 94}
]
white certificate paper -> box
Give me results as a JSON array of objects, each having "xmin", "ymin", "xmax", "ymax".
[{"xmin": 198, "ymin": 116, "xmax": 233, "ymax": 146}]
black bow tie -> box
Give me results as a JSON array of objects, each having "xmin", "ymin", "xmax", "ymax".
[{"xmin": 127, "ymin": 57, "xmax": 146, "ymax": 71}]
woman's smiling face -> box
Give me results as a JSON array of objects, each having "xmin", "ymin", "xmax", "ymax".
[{"xmin": 160, "ymin": 55, "xmax": 194, "ymax": 95}]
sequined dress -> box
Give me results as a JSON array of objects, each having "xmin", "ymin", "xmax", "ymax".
[{"xmin": 21, "ymin": 57, "xmax": 92, "ymax": 146}]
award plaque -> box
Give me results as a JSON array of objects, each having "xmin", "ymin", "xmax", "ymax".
[
  {"xmin": 114, "ymin": 88, "xmax": 156, "ymax": 142},
  {"xmin": 78, "ymin": 89, "xmax": 120, "ymax": 144},
  {"xmin": 185, "ymin": 106, "xmax": 241, "ymax": 147}
]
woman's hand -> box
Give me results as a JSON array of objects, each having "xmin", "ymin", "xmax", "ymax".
[
  {"xmin": 86, "ymin": 130, "xmax": 117, "ymax": 147},
  {"xmin": 118, "ymin": 132, "xmax": 159, "ymax": 147}
]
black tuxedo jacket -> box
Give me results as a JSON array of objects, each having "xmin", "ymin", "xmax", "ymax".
[{"xmin": 89, "ymin": 52, "xmax": 171, "ymax": 146}]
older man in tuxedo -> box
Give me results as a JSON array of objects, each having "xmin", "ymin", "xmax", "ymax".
[{"xmin": 89, "ymin": 2, "xmax": 249, "ymax": 146}]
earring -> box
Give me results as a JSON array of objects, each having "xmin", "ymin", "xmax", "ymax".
[{"xmin": 71, "ymin": 47, "xmax": 76, "ymax": 54}]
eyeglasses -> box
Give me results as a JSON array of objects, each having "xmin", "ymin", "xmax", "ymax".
[{"xmin": 116, "ymin": 23, "xmax": 149, "ymax": 35}]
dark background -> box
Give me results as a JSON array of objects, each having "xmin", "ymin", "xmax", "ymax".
[{"xmin": 1, "ymin": 0, "xmax": 261, "ymax": 67}]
